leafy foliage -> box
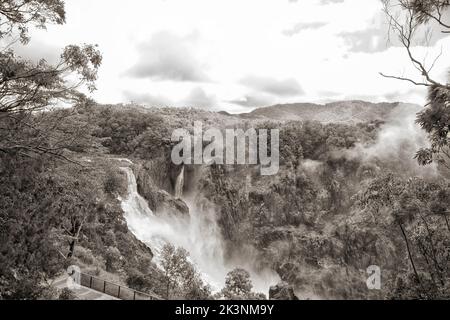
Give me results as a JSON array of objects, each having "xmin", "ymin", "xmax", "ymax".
[
  {"xmin": 0, "ymin": 0, "xmax": 66, "ymax": 43},
  {"xmin": 359, "ymin": 174, "xmax": 450, "ymax": 299},
  {"xmin": 220, "ymin": 268, "xmax": 265, "ymax": 300},
  {"xmin": 0, "ymin": 0, "xmax": 102, "ymax": 159},
  {"xmin": 160, "ymin": 243, "xmax": 211, "ymax": 300}
]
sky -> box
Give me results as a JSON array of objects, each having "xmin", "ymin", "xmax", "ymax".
[{"xmin": 14, "ymin": 0, "xmax": 450, "ymax": 113}]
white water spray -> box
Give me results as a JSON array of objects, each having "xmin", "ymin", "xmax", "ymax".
[{"xmin": 119, "ymin": 166, "xmax": 279, "ymax": 294}]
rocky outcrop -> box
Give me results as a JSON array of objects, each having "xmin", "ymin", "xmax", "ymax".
[
  {"xmin": 134, "ymin": 159, "xmax": 189, "ymax": 217},
  {"xmin": 135, "ymin": 156, "xmax": 175, "ymax": 194},
  {"xmin": 152, "ymin": 190, "xmax": 189, "ymax": 216},
  {"xmin": 269, "ymin": 282, "xmax": 299, "ymax": 300}
]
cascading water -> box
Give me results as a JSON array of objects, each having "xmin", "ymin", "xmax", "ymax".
[
  {"xmin": 174, "ymin": 166, "xmax": 184, "ymax": 199},
  {"xmin": 118, "ymin": 167, "xmax": 168, "ymax": 257},
  {"xmin": 119, "ymin": 165, "xmax": 279, "ymax": 294}
]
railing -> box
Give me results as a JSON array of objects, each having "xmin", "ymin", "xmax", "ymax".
[{"xmin": 79, "ymin": 272, "xmax": 163, "ymax": 300}]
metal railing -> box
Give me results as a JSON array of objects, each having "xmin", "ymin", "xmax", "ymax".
[{"xmin": 79, "ymin": 272, "xmax": 163, "ymax": 300}]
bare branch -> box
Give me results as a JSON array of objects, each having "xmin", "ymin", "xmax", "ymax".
[{"xmin": 379, "ymin": 72, "xmax": 431, "ymax": 86}]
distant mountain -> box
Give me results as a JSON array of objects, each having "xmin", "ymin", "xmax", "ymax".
[{"xmin": 235, "ymin": 100, "xmax": 417, "ymax": 123}]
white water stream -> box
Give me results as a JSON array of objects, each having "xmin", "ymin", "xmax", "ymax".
[{"xmin": 119, "ymin": 166, "xmax": 279, "ymax": 294}]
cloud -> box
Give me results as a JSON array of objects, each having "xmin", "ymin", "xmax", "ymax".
[
  {"xmin": 228, "ymin": 94, "xmax": 274, "ymax": 108},
  {"xmin": 123, "ymin": 90, "xmax": 174, "ymax": 107},
  {"xmin": 340, "ymin": 28, "xmax": 389, "ymax": 53},
  {"xmin": 340, "ymin": 12, "xmax": 449, "ymax": 53},
  {"xmin": 282, "ymin": 22, "xmax": 327, "ymax": 36},
  {"xmin": 126, "ymin": 31, "xmax": 209, "ymax": 82},
  {"xmin": 124, "ymin": 87, "xmax": 218, "ymax": 109},
  {"xmin": 181, "ymin": 87, "xmax": 217, "ymax": 108},
  {"xmin": 383, "ymin": 87, "xmax": 427, "ymax": 103},
  {"xmin": 33, "ymin": 0, "xmax": 439, "ymax": 110},
  {"xmin": 13, "ymin": 39, "xmax": 61, "ymax": 64},
  {"xmin": 319, "ymin": 90, "xmax": 340, "ymax": 97},
  {"xmin": 240, "ymin": 75, "xmax": 304, "ymax": 96}
]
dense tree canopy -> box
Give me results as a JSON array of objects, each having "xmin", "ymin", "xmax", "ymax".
[
  {"xmin": 0, "ymin": 0, "xmax": 105, "ymax": 299},
  {"xmin": 0, "ymin": 0, "xmax": 102, "ymax": 159}
]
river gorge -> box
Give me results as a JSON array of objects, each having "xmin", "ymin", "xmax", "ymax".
[{"xmin": 119, "ymin": 164, "xmax": 279, "ymax": 294}]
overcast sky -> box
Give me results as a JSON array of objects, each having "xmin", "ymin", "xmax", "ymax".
[{"xmin": 16, "ymin": 0, "xmax": 450, "ymax": 113}]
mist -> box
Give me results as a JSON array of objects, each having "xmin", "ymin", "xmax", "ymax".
[{"xmin": 350, "ymin": 103, "xmax": 437, "ymax": 177}]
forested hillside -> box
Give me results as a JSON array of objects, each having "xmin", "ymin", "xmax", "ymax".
[
  {"xmin": 2, "ymin": 101, "xmax": 449, "ymax": 299},
  {"xmin": 1, "ymin": 0, "xmax": 449, "ymax": 301}
]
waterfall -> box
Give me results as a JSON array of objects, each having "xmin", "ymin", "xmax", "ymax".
[
  {"xmin": 119, "ymin": 165, "xmax": 279, "ymax": 294},
  {"xmin": 118, "ymin": 167, "xmax": 167, "ymax": 257},
  {"xmin": 174, "ymin": 165, "xmax": 184, "ymax": 199}
]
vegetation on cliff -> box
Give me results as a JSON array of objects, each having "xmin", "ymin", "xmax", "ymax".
[{"xmin": 1, "ymin": 0, "xmax": 449, "ymax": 301}]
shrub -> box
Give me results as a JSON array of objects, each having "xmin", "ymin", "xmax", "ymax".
[{"xmin": 58, "ymin": 288, "xmax": 77, "ymax": 300}]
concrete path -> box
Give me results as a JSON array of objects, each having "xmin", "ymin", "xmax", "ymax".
[{"xmin": 52, "ymin": 276, "xmax": 119, "ymax": 300}]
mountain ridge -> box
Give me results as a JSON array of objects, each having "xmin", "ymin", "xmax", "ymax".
[{"xmin": 227, "ymin": 100, "xmax": 420, "ymax": 123}]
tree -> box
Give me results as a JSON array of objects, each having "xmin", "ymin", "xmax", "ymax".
[
  {"xmin": 380, "ymin": 0, "xmax": 450, "ymax": 169},
  {"xmin": 160, "ymin": 243, "xmax": 211, "ymax": 300},
  {"xmin": 359, "ymin": 174, "xmax": 424, "ymax": 289},
  {"xmin": 0, "ymin": 157, "xmax": 91, "ymax": 298},
  {"xmin": 429, "ymin": 188, "xmax": 450, "ymax": 233},
  {"xmin": 220, "ymin": 268, "xmax": 265, "ymax": 300},
  {"xmin": 0, "ymin": 1, "xmax": 102, "ymax": 298},
  {"xmin": 221, "ymin": 268, "xmax": 253, "ymax": 299},
  {"xmin": 0, "ymin": 0, "xmax": 66, "ymax": 44},
  {"xmin": 359, "ymin": 174, "xmax": 450, "ymax": 298},
  {"xmin": 0, "ymin": 0, "xmax": 102, "ymax": 160}
]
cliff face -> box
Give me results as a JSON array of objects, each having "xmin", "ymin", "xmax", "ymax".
[
  {"xmin": 193, "ymin": 160, "xmax": 404, "ymax": 299},
  {"xmin": 134, "ymin": 157, "xmax": 189, "ymax": 217},
  {"xmin": 91, "ymin": 102, "xmax": 447, "ymax": 300},
  {"xmin": 73, "ymin": 158, "xmax": 156, "ymax": 272}
]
